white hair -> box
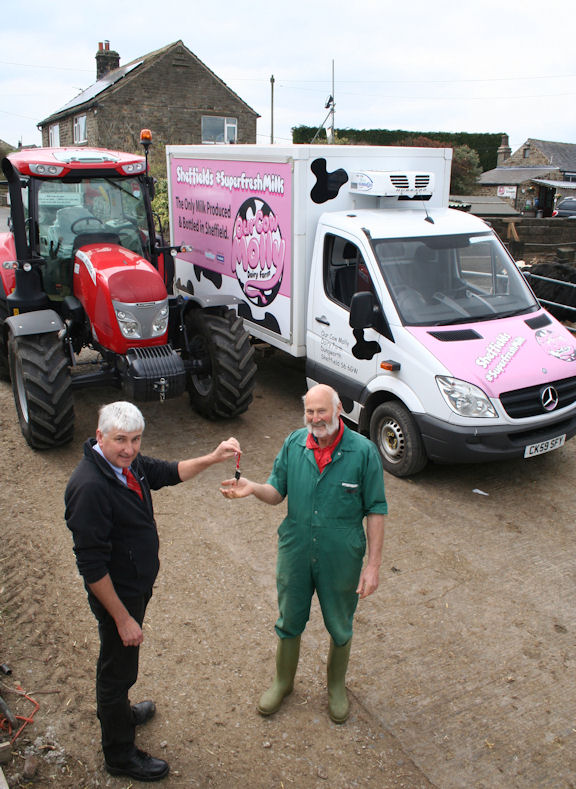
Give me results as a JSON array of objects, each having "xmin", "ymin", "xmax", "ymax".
[{"xmin": 98, "ymin": 401, "xmax": 145, "ymax": 435}]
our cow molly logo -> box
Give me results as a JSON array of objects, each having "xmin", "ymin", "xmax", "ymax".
[
  {"xmin": 535, "ymin": 328, "xmax": 576, "ymax": 363},
  {"xmin": 232, "ymin": 197, "xmax": 285, "ymax": 307}
]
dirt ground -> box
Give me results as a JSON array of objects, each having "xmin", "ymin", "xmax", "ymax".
[{"xmin": 1, "ymin": 350, "xmax": 576, "ymax": 789}]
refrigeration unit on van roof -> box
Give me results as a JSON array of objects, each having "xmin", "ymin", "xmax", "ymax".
[{"xmin": 349, "ymin": 170, "xmax": 435, "ymax": 199}]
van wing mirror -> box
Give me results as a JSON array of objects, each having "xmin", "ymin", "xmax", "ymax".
[
  {"xmin": 349, "ymin": 291, "xmax": 382, "ymax": 360},
  {"xmin": 349, "ymin": 291, "xmax": 376, "ymax": 329}
]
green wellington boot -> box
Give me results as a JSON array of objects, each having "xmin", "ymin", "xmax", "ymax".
[
  {"xmin": 257, "ymin": 635, "xmax": 301, "ymax": 716},
  {"xmin": 327, "ymin": 637, "xmax": 352, "ymax": 723}
]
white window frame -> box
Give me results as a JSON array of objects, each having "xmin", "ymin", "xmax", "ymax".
[
  {"xmin": 73, "ymin": 114, "xmax": 87, "ymax": 144},
  {"xmin": 48, "ymin": 124, "xmax": 60, "ymax": 147},
  {"xmin": 201, "ymin": 116, "xmax": 237, "ymax": 144}
]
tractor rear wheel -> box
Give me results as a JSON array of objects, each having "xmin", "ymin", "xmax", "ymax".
[
  {"xmin": 8, "ymin": 331, "xmax": 74, "ymax": 449},
  {"xmin": 184, "ymin": 308, "xmax": 256, "ymax": 419}
]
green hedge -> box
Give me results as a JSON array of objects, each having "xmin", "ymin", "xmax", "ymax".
[{"xmin": 291, "ymin": 126, "xmax": 502, "ymax": 172}]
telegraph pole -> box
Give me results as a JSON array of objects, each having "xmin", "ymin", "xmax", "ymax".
[{"xmin": 329, "ymin": 59, "xmax": 335, "ymax": 143}]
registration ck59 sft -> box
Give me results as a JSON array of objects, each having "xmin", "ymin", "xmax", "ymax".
[{"xmin": 524, "ymin": 434, "xmax": 566, "ymax": 458}]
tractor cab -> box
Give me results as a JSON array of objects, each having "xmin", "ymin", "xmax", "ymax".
[
  {"xmin": 0, "ymin": 137, "xmax": 256, "ymax": 451},
  {"xmin": 36, "ymin": 176, "xmax": 151, "ymax": 298},
  {"xmin": 8, "ymin": 150, "xmax": 155, "ymax": 302}
]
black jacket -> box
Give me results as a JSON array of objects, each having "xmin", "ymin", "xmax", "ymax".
[{"xmin": 65, "ymin": 439, "xmax": 181, "ymax": 598}]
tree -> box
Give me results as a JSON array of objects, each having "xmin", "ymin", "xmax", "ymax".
[
  {"xmin": 450, "ymin": 145, "xmax": 482, "ymax": 195},
  {"xmin": 394, "ymin": 136, "xmax": 482, "ymax": 194}
]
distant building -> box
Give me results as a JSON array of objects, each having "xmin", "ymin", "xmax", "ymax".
[
  {"xmin": 0, "ymin": 138, "xmax": 16, "ymax": 154},
  {"xmin": 450, "ymin": 194, "xmax": 520, "ymax": 217},
  {"xmin": 477, "ymin": 135, "xmax": 576, "ymax": 216},
  {"xmin": 38, "ymin": 40, "xmax": 259, "ymax": 166}
]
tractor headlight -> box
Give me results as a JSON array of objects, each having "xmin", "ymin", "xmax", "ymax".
[
  {"xmin": 151, "ymin": 305, "xmax": 169, "ymax": 336},
  {"xmin": 436, "ymin": 376, "xmax": 497, "ymax": 418},
  {"xmin": 116, "ymin": 309, "xmax": 142, "ymax": 339}
]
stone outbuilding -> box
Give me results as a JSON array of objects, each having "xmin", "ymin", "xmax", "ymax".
[
  {"xmin": 477, "ymin": 135, "xmax": 576, "ymax": 217},
  {"xmin": 37, "ymin": 40, "xmax": 259, "ymax": 167}
]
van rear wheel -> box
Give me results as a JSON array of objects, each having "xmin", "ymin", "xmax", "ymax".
[{"xmin": 370, "ymin": 401, "xmax": 427, "ymax": 477}]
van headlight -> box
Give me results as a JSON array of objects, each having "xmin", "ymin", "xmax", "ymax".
[
  {"xmin": 116, "ymin": 309, "xmax": 141, "ymax": 339},
  {"xmin": 436, "ymin": 376, "xmax": 497, "ymax": 418},
  {"xmin": 151, "ymin": 305, "xmax": 168, "ymax": 336}
]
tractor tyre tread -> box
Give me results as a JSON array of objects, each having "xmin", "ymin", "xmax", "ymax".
[
  {"xmin": 185, "ymin": 308, "xmax": 257, "ymax": 419},
  {"xmin": 8, "ymin": 332, "xmax": 74, "ymax": 449}
]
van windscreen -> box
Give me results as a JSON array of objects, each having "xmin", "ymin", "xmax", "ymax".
[{"xmin": 373, "ymin": 233, "xmax": 539, "ymax": 326}]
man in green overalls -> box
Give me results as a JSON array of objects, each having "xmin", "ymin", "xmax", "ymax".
[{"xmin": 221, "ymin": 384, "xmax": 387, "ymax": 722}]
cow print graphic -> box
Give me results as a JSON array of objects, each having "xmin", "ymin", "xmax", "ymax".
[
  {"xmin": 310, "ymin": 158, "xmax": 349, "ymax": 204},
  {"xmin": 194, "ymin": 265, "xmax": 222, "ymax": 290}
]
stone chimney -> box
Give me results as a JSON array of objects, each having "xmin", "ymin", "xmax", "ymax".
[
  {"xmin": 96, "ymin": 40, "xmax": 120, "ymax": 80},
  {"xmin": 497, "ymin": 133, "xmax": 512, "ymax": 167}
]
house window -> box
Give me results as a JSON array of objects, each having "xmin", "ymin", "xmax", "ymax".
[
  {"xmin": 73, "ymin": 115, "xmax": 87, "ymax": 144},
  {"xmin": 48, "ymin": 124, "xmax": 60, "ymax": 147},
  {"xmin": 201, "ymin": 116, "xmax": 237, "ymax": 144}
]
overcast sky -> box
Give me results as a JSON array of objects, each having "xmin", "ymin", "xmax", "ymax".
[{"xmin": 1, "ymin": 0, "xmax": 574, "ymax": 159}]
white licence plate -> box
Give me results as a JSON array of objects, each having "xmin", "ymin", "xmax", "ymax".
[{"xmin": 524, "ymin": 434, "xmax": 566, "ymax": 458}]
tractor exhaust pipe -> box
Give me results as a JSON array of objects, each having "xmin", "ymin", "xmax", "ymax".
[{"xmin": 1, "ymin": 157, "xmax": 50, "ymax": 313}]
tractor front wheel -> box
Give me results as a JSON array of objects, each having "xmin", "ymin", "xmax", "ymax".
[
  {"xmin": 8, "ymin": 331, "xmax": 74, "ymax": 449},
  {"xmin": 184, "ymin": 308, "xmax": 256, "ymax": 419}
]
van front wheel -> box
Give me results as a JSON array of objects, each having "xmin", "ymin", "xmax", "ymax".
[{"xmin": 370, "ymin": 401, "xmax": 427, "ymax": 477}]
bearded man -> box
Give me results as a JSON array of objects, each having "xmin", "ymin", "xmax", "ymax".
[{"xmin": 221, "ymin": 384, "xmax": 387, "ymax": 723}]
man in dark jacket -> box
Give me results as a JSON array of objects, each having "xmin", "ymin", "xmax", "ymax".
[{"xmin": 65, "ymin": 401, "xmax": 240, "ymax": 782}]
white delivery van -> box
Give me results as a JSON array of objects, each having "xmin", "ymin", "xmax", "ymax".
[{"xmin": 165, "ymin": 144, "xmax": 576, "ymax": 476}]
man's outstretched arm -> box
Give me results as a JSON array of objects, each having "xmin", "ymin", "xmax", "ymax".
[
  {"xmin": 178, "ymin": 437, "xmax": 241, "ymax": 481},
  {"xmin": 220, "ymin": 476, "xmax": 284, "ymax": 505}
]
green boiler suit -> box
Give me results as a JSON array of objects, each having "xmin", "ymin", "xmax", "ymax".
[{"xmin": 267, "ymin": 424, "xmax": 387, "ymax": 646}]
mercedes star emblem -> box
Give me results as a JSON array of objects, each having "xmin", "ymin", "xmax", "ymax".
[{"xmin": 541, "ymin": 385, "xmax": 559, "ymax": 411}]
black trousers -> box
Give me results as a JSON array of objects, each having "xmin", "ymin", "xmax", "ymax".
[{"xmin": 88, "ymin": 590, "xmax": 151, "ymax": 762}]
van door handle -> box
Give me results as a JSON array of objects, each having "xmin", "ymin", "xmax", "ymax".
[{"xmin": 315, "ymin": 315, "xmax": 330, "ymax": 325}]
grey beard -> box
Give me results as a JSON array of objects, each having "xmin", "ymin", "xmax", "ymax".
[{"xmin": 305, "ymin": 414, "xmax": 340, "ymax": 438}]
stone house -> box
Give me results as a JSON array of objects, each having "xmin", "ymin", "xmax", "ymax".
[
  {"xmin": 477, "ymin": 135, "xmax": 576, "ymax": 216},
  {"xmin": 37, "ymin": 40, "xmax": 259, "ymax": 168}
]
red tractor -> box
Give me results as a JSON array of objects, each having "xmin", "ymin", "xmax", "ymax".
[{"xmin": 0, "ymin": 133, "xmax": 256, "ymax": 448}]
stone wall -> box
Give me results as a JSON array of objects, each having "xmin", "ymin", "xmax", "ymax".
[
  {"xmin": 41, "ymin": 110, "xmax": 98, "ymax": 148},
  {"xmin": 486, "ymin": 216, "xmax": 576, "ymax": 263},
  {"xmin": 504, "ymin": 142, "xmax": 551, "ymax": 168}
]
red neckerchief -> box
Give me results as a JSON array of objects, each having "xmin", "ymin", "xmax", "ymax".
[{"xmin": 306, "ymin": 418, "xmax": 344, "ymax": 473}]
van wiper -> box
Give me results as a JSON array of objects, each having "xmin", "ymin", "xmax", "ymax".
[
  {"xmin": 496, "ymin": 307, "xmax": 535, "ymax": 319},
  {"xmin": 431, "ymin": 318, "xmax": 472, "ymax": 326}
]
